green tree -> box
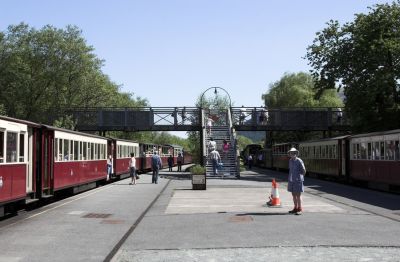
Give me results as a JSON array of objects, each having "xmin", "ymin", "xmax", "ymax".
[
  {"xmin": 262, "ymin": 72, "xmax": 343, "ymax": 108},
  {"xmin": 262, "ymin": 72, "xmax": 343, "ymax": 143},
  {"xmin": 306, "ymin": 1, "xmax": 400, "ymax": 132},
  {"xmin": 0, "ymin": 23, "xmax": 148, "ymax": 124}
]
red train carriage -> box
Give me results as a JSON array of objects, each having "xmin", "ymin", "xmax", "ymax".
[
  {"xmin": 299, "ymin": 136, "xmax": 349, "ymax": 180},
  {"xmin": 108, "ymin": 139, "xmax": 139, "ymax": 179},
  {"xmin": 349, "ymin": 130, "xmax": 400, "ymax": 191},
  {"xmin": 164, "ymin": 144, "xmax": 183, "ymax": 166},
  {"xmin": 139, "ymin": 143, "xmax": 159, "ymax": 172},
  {"xmin": 0, "ymin": 116, "xmax": 41, "ymax": 216},
  {"xmin": 46, "ymin": 126, "xmax": 108, "ymax": 194},
  {"xmin": 272, "ymin": 143, "xmax": 298, "ymax": 171}
]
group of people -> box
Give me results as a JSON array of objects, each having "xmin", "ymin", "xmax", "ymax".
[
  {"xmin": 167, "ymin": 153, "xmax": 183, "ymax": 172},
  {"xmin": 106, "ymin": 151, "xmax": 184, "ymax": 186},
  {"xmin": 208, "ymin": 138, "xmax": 230, "ymax": 176},
  {"xmin": 239, "ymin": 106, "xmax": 269, "ymax": 125}
]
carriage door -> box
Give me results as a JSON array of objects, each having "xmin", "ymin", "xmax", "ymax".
[
  {"xmin": 42, "ymin": 130, "xmax": 54, "ymax": 196},
  {"xmin": 26, "ymin": 128, "xmax": 34, "ymax": 193},
  {"xmin": 341, "ymin": 139, "xmax": 347, "ymax": 177}
]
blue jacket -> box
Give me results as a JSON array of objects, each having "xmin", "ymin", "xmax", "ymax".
[
  {"xmin": 151, "ymin": 154, "xmax": 162, "ymax": 170},
  {"xmin": 288, "ymin": 157, "xmax": 306, "ymax": 182}
]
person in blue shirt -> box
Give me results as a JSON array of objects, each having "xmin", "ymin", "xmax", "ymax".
[
  {"xmin": 151, "ymin": 152, "xmax": 162, "ymax": 184},
  {"xmin": 287, "ymin": 147, "xmax": 306, "ymax": 215}
]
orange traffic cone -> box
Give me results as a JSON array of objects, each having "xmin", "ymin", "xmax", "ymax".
[{"xmin": 267, "ymin": 179, "xmax": 282, "ymax": 207}]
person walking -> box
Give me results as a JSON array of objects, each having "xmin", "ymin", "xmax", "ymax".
[
  {"xmin": 107, "ymin": 155, "xmax": 113, "ymax": 181},
  {"xmin": 287, "ymin": 147, "xmax": 306, "ymax": 215},
  {"xmin": 208, "ymin": 137, "xmax": 216, "ymax": 153},
  {"xmin": 222, "ymin": 139, "xmax": 230, "ymax": 161},
  {"xmin": 128, "ymin": 153, "xmax": 136, "ymax": 185},
  {"xmin": 168, "ymin": 154, "xmax": 174, "ymax": 172},
  {"xmin": 151, "ymin": 151, "xmax": 162, "ymax": 184},
  {"xmin": 209, "ymin": 148, "xmax": 221, "ymax": 176}
]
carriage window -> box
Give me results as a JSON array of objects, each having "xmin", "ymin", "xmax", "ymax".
[
  {"xmin": 82, "ymin": 142, "xmax": 87, "ymax": 160},
  {"xmin": 374, "ymin": 142, "xmax": 380, "ymax": 160},
  {"xmin": 54, "ymin": 138, "xmax": 58, "ymax": 161},
  {"xmin": 19, "ymin": 133, "xmax": 25, "ymax": 162},
  {"xmin": 333, "ymin": 145, "xmax": 337, "ymax": 159},
  {"xmin": 0, "ymin": 131, "xmax": 4, "ymax": 163},
  {"xmin": 74, "ymin": 141, "xmax": 79, "ymax": 160},
  {"xmin": 380, "ymin": 141, "xmax": 385, "ymax": 160},
  {"xmin": 367, "ymin": 143, "xmax": 372, "ymax": 160},
  {"xmin": 360, "ymin": 143, "xmax": 367, "ymax": 159},
  {"xmin": 6, "ymin": 132, "xmax": 18, "ymax": 163},
  {"xmin": 63, "ymin": 139, "xmax": 70, "ymax": 161},
  {"xmin": 386, "ymin": 140, "xmax": 395, "ymax": 160},
  {"xmin": 58, "ymin": 139, "xmax": 63, "ymax": 161},
  {"xmin": 356, "ymin": 143, "xmax": 360, "ymax": 159},
  {"xmin": 395, "ymin": 141, "xmax": 400, "ymax": 161}
]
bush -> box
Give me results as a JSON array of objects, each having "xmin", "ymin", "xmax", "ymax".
[{"xmin": 190, "ymin": 165, "xmax": 206, "ymax": 175}]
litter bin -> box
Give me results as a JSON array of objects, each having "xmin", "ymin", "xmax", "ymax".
[{"xmin": 192, "ymin": 174, "xmax": 206, "ymax": 190}]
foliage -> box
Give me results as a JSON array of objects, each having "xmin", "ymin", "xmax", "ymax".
[
  {"xmin": 0, "ymin": 23, "xmax": 190, "ymax": 149},
  {"xmin": 262, "ymin": 72, "xmax": 343, "ymax": 143},
  {"xmin": 236, "ymin": 135, "xmax": 254, "ymax": 152},
  {"xmin": 190, "ymin": 164, "xmax": 206, "ymax": 175},
  {"xmin": 306, "ymin": 1, "xmax": 400, "ymax": 132},
  {"xmin": 0, "ymin": 23, "xmax": 147, "ymax": 124},
  {"xmin": 262, "ymin": 72, "xmax": 343, "ymax": 108},
  {"xmin": 53, "ymin": 115, "xmax": 77, "ymax": 130},
  {"xmin": 0, "ymin": 104, "xmax": 6, "ymax": 116}
]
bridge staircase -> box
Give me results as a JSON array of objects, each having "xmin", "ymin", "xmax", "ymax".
[{"xmin": 203, "ymin": 109, "xmax": 239, "ymax": 178}]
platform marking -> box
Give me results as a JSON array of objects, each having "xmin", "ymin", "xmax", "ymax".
[{"xmin": 165, "ymin": 187, "xmax": 345, "ymax": 214}]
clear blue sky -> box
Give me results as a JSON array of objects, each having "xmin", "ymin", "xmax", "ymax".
[{"xmin": 1, "ymin": 0, "xmax": 391, "ymax": 108}]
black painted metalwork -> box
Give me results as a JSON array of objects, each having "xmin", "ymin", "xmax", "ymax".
[{"xmin": 62, "ymin": 106, "xmax": 350, "ymax": 132}]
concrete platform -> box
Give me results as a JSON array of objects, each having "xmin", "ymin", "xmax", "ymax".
[{"xmin": 0, "ymin": 167, "xmax": 399, "ymax": 262}]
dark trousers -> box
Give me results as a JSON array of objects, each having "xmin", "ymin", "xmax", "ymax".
[{"xmin": 152, "ymin": 168, "xmax": 159, "ymax": 183}]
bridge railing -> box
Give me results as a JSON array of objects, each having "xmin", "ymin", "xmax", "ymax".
[
  {"xmin": 61, "ymin": 106, "xmax": 350, "ymax": 132},
  {"xmin": 230, "ymin": 107, "xmax": 349, "ymax": 131}
]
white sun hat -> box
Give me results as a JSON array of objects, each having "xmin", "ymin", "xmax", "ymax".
[{"xmin": 288, "ymin": 147, "xmax": 299, "ymax": 154}]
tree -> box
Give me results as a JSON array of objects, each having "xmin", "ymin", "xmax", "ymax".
[
  {"xmin": 306, "ymin": 1, "xmax": 400, "ymax": 132},
  {"xmin": 262, "ymin": 72, "xmax": 343, "ymax": 143},
  {"xmin": 262, "ymin": 72, "xmax": 343, "ymax": 108},
  {"xmin": 0, "ymin": 23, "xmax": 148, "ymax": 124}
]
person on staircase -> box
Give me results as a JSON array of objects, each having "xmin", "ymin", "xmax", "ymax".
[
  {"xmin": 209, "ymin": 148, "xmax": 221, "ymax": 176},
  {"xmin": 222, "ymin": 139, "xmax": 230, "ymax": 161},
  {"xmin": 208, "ymin": 137, "xmax": 216, "ymax": 153}
]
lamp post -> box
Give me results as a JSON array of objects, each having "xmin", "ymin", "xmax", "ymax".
[{"xmin": 199, "ymin": 87, "xmax": 232, "ymax": 109}]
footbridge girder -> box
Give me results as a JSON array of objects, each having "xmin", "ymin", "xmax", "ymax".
[{"xmin": 61, "ymin": 107, "xmax": 350, "ymax": 132}]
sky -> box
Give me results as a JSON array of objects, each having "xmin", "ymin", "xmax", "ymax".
[{"xmin": 1, "ymin": 0, "xmax": 391, "ymax": 137}]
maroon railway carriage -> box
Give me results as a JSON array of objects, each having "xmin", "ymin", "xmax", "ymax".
[
  {"xmin": 107, "ymin": 139, "xmax": 140, "ymax": 179},
  {"xmin": 299, "ymin": 135, "xmax": 350, "ymax": 180},
  {"xmin": 44, "ymin": 126, "xmax": 109, "ymax": 194},
  {"xmin": 0, "ymin": 116, "xmax": 41, "ymax": 216},
  {"xmin": 272, "ymin": 143, "xmax": 298, "ymax": 171},
  {"xmin": 349, "ymin": 129, "xmax": 400, "ymax": 191}
]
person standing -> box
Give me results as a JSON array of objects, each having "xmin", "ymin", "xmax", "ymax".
[
  {"xmin": 128, "ymin": 153, "xmax": 136, "ymax": 185},
  {"xmin": 151, "ymin": 151, "xmax": 162, "ymax": 184},
  {"xmin": 287, "ymin": 147, "xmax": 306, "ymax": 215},
  {"xmin": 209, "ymin": 148, "xmax": 221, "ymax": 176},
  {"xmin": 107, "ymin": 155, "xmax": 113, "ymax": 181},
  {"xmin": 168, "ymin": 154, "xmax": 174, "ymax": 172},
  {"xmin": 247, "ymin": 154, "xmax": 253, "ymax": 169},
  {"xmin": 177, "ymin": 152, "xmax": 183, "ymax": 172}
]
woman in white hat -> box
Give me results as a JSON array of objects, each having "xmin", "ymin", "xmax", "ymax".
[{"xmin": 287, "ymin": 147, "xmax": 306, "ymax": 215}]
